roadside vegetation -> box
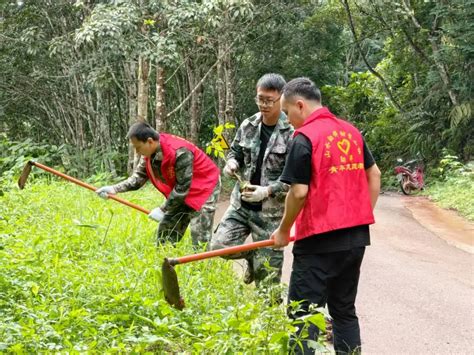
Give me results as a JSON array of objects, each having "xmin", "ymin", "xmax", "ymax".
[
  {"xmin": 0, "ymin": 176, "xmax": 330, "ymax": 353},
  {"xmin": 424, "ymin": 153, "xmax": 474, "ymax": 221},
  {"xmin": 0, "ymin": 180, "xmax": 281, "ymax": 352}
]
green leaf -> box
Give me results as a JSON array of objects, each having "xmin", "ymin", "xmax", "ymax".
[
  {"xmin": 270, "ymin": 331, "xmax": 288, "ymax": 343},
  {"xmin": 306, "ymin": 339, "xmax": 325, "ymax": 351},
  {"xmin": 305, "ymin": 313, "xmax": 326, "ymax": 332},
  {"xmin": 213, "ymin": 125, "xmax": 224, "ymax": 135},
  {"xmin": 31, "ymin": 283, "xmax": 39, "ymax": 296},
  {"xmin": 144, "ymin": 19, "xmax": 156, "ymax": 26}
]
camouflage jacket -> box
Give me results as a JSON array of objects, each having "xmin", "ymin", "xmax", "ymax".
[
  {"xmin": 227, "ymin": 112, "xmax": 294, "ymax": 217},
  {"xmin": 112, "ymin": 147, "xmax": 194, "ymax": 213}
]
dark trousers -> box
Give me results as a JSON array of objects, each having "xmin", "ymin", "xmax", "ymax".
[{"xmin": 288, "ymin": 247, "xmax": 365, "ymax": 354}]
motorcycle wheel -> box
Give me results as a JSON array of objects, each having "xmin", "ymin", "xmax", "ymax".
[{"xmin": 400, "ymin": 175, "xmax": 412, "ymax": 195}]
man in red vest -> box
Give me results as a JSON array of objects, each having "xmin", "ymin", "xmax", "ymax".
[
  {"xmin": 96, "ymin": 122, "xmax": 220, "ymax": 245},
  {"xmin": 271, "ymin": 78, "xmax": 381, "ymax": 354}
]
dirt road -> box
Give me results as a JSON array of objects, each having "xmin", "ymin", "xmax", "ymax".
[{"xmin": 214, "ymin": 193, "xmax": 474, "ymax": 354}]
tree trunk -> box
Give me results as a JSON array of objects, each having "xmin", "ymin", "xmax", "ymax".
[
  {"xmin": 187, "ymin": 60, "xmax": 202, "ymax": 144},
  {"xmin": 224, "ymin": 46, "xmax": 234, "ymax": 125},
  {"xmin": 124, "ymin": 61, "xmax": 138, "ymax": 174},
  {"xmin": 341, "ymin": 0, "xmax": 403, "ymax": 112},
  {"xmin": 428, "ymin": 22, "xmax": 458, "ymax": 106},
  {"xmin": 155, "ymin": 65, "xmax": 166, "ymax": 132},
  {"xmin": 137, "ymin": 55, "xmax": 149, "ymax": 122},
  {"xmin": 400, "ymin": 0, "xmax": 458, "ymax": 106},
  {"xmin": 96, "ymin": 90, "xmax": 117, "ymax": 177},
  {"xmin": 430, "ymin": 38, "xmax": 458, "ymax": 106},
  {"xmin": 134, "ymin": 55, "xmax": 149, "ymax": 169},
  {"xmin": 217, "ymin": 38, "xmax": 226, "ymax": 128}
]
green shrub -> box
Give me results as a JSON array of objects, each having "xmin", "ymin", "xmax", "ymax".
[
  {"xmin": 0, "ymin": 134, "xmax": 123, "ymax": 192},
  {"xmin": 0, "ymin": 134, "xmax": 66, "ymax": 186},
  {"xmin": 426, "ymin": 152, "xmax": 474, "ymax": 221}
]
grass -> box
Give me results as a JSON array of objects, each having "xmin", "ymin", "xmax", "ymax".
[
  {"xmin": 0, "ymin": 179, "xmax": 298, "ymax": 353},
  {"xmin": 425, "ymin": 170, "xmax": 474, "ymax": 222}
]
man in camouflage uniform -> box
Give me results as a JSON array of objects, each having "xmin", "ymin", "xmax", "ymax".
[
  {"xmin": 96, "ymin": 122, "xmax": 220, "ymax": 246},
  {"xmin": 210, "ymin": 73, "xmax": 293, "ymax": 285}
]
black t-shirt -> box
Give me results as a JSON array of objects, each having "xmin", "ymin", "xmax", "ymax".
[
  {"xmin": 241, "ymin": 122, "xmax": 276, "ymax": 211},
  {"xmin": 280, "ymin": 133, "xmax": 375, "ymax": 254}
]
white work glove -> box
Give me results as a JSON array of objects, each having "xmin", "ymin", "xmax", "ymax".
[
  {"xmin": 241, "ymin": 185, "xmax": 270, "ymax": 203},
  {"xmin": 96, "ymin": 186, "xmax": 116, "ymax": 199},
  {"xmin": 223, "ymin": 159, "xmax": 239, "ymax": 178},
  {"xmin": 148, "ymin": 207, "xmax": 165, "ymax": 222}
]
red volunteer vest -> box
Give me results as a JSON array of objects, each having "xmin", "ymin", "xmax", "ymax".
[
  {"xmin": 294, "ymin": 107, "xmax": 375, "ymax": 240},
  {"xmin": 144, "ymin": 133, "xmax": 219, "ymax": 211}
]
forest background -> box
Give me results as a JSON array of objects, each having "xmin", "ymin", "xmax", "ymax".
[{"xmin": 1, "ymin": 0, "xmax": 472, "ymax": 184}]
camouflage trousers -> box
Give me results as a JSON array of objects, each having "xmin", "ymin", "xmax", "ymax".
[
  {"xmin": 210, "ymin": 205, "xmax": 283, "ymax": 285},
  {"xmin": 156, "ymin": 179, "xmax": 220, "ymax": 246}
]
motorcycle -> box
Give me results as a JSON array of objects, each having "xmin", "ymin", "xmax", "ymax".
[{"xmin": 394, "ymin": 158, "xmax": 425, "ymax": 195}]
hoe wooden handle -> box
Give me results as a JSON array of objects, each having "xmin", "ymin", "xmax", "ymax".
[
  {"xmin": 28, "ymin": 161, "xmax": 150, "ymax": 215},
  {"xmin": 169, "ymin": 237, "xmax": 296, "ymax": 266}
]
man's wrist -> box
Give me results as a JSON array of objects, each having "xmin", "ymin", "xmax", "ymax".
[
  {"xmin": 267, "ymin": 186, "xmax": 272, "ymax": 197},
  {"xmin": 278, "ymin": 224, "xmax": 291, "ymax": 234}
]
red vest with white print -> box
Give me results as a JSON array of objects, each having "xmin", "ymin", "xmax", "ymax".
[
  {"xmin": 294, "ymin": 107, "xmax": 375, "ymax": 240},
  {"xmin": 144, "ymin": 133, "xmax": 219, "ymax": 211}
]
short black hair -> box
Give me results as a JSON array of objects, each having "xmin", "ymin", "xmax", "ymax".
[
  {"xmin": 256, "ymin": 73, "xmax": 286, "ymax": 93},
  {"xmin": 282, "ymin": 77, "xmax": 321, "ymax": 102},
  {"xmin": 126, "ymin": 121, "xmax": 159, "ymax": 142}
]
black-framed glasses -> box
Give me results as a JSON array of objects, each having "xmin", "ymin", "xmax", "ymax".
[{"xmin": 254, "ymin": 96, "xmax": 281, "ymax": 107}]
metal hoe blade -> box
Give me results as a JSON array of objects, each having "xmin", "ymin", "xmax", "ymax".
[
  {"xmin": 18, "ymin": 161, "xmax": 33, "ymax": 190},
  {"xmin": 161, "ymin": 258, "xmax": 185, "ymax": 310}
]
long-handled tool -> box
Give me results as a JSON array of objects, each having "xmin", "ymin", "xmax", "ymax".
[
  {"xmin": 18, "ymin": 161, "xmax": 150, "ymax": 214},
  {"xmin": 162, "ymin": 237, "xmax": 295, "ymax": 310}
]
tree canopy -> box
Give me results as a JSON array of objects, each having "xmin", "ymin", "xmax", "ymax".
[{"xmin": 1, "ymin": 0, "xmax": 472, "ymax": 179}]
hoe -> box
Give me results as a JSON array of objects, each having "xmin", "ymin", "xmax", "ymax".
[
  {"xmin": 18, "ymin": 160, "xmax": 149, "ymax": 214},
  {"xmin": 162, "ymin": 237, "xmax": 295, "ymax": 310}
]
